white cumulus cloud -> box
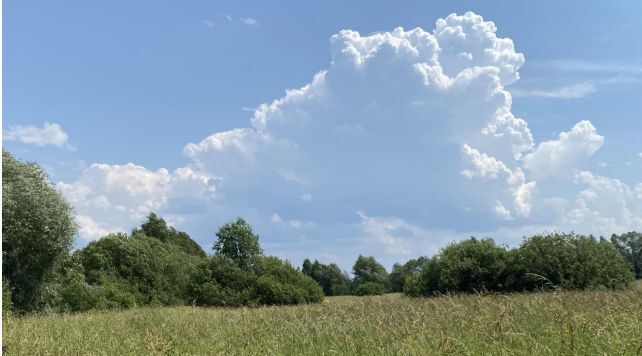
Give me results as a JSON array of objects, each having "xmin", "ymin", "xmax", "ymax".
[
  {"xmin": 57, "ymin": 12, "xmax": 640, "ymax": 268},
  {"xmin": 522, "ymin": 120, "xmax": 604, "ymax": 179}
]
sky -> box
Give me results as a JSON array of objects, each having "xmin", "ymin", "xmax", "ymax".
[{"xmin": 4, "ymin": 1, "xmax": 642, "ymax": 270}]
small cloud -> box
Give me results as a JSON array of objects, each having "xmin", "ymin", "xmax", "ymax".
[
  {"xmin": 4, "ymin": 121, "xmax": 74, "ymax": 150},
  {"xmin": 241, "ymin": 17, "xmax": 259, "ymax": 26},
  {"xmin": 201, "ymin": 20, "xmax": 215, "ymax": 28},
  {"xmin": 597, "ymin": 162, "xmax": 607, "ymax": 168},
  {"xmin": 494, "ymin": 201, "xmax": 512, "ymax": 220},
  {"xmin": 301, "ymin": 193, "xmax": 313, "ymax": 202},
  {"xmin": 512, "ymin": 82, "xmax": 597, "ymax": 99},
  {"xmin": 223, "ymin": 14, "xmax": 233, "ymax": 22},
  {"xmin": 270, "ymin": 213, "xmax": 283, "ymax": 223},
  {"xmin": 638, "ymin": 152, "xmax": 642, "ymax": 159}
]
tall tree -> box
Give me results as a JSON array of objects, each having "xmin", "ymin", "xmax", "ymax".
[
  {"xmin": 611, "ymin": 232, "xmax": 642, "ymax": 279},
  {"xmin": 352, "ymin": 255, "xmax": 388, "ymax": 289},
  {"xmin": 213, "ymin": 218, "xmax": 263, "ymax": 267},
  {"xmin": 2, "ymin": 151, "xmax": 77, "ymax": 311}
]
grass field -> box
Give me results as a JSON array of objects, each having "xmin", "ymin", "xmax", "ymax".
[{"xmin": 3, "ymin": 283, "xmax": 642, "ymax": 355}]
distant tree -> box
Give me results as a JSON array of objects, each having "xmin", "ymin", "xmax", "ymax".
[
  {"xmin": 352, "ymin": 256, "xmax": 388, "ymax": 293},
  {"xmin": 388, "ymin": 257, "xmax": 428, "ymax": 293},
  {"xmin": 301, "ymin": 259, "xmax": 352, "ymax": 296},
  {"xmin": 2, "ymin": 151, "xmax": 77, "ymax": 311},
  {"xmin": 302, "ymin": 258, "xmax": 313, "ymax": 275},
  {"xmin": 213, "ymin": 218, "xmax": 263, "ymax": 267},
  {"xmin": 611, "ymin": 232, "xmax": 642, "ymax": 279},
  {"xmin": 134, "ymin": 213, "xmax": 206, "ymax": 257}
]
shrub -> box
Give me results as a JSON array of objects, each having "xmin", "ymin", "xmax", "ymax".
[
  {"xmin": 517, "ymin": 233, "xmax": 634, "ymax": 290},
  {"xmin": 76, "ymin": 232, "xmax": 202, "ymax": 308},
  {"xmin": 354, "ymin": 282, "xmax": 385, "ymax": 296},
  {"xmin": 189, "ymin": 256, "xmax": 323, "ymax": 307},
  {"xmin": 416, "ymin": 238, "xmax": 512, "ymax": 295}
]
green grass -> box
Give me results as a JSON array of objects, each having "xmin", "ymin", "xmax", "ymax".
[{"xmin": 3, "ymin": 283, "xmax": 642, "ymax": 355}]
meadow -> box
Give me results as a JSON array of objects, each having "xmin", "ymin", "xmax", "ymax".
[{"xmin": 3, "ymin": 282, "xmax": 641, "ymax": 355}]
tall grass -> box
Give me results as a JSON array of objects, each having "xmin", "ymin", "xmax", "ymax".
[{"xmin": 3, "ymin": 283, "xmax": 641, "ymax": 355}]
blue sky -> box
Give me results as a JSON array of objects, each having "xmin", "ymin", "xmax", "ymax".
[{"xmin": 4, "ymin": 1, "xmax": 642, "ymax": 270}]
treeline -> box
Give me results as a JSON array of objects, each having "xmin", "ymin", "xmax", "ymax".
[
  {"xmin": 302, "ymin": 234, "xmax": 640, "ymax": 298},
  {"xmin": 2, "ymin": 151, "xmax": 641, "ymax": 315}
]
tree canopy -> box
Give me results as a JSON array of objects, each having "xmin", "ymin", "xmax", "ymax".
[
  {"xmin": 213, "ymin": 218, "xmax": 263, "ymax": 267},
  {"xmin": 2, "ymin": 151, "xmax": 77, "ymax": 311}
]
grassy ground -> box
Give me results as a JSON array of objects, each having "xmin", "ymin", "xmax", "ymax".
[{"xmin": 3, "ymin": 283, "xmax": 642, "ymax": 355}]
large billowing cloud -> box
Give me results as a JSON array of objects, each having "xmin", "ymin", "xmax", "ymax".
[{"xmin": 60, "ymin": 12, "xmax": 640, "ymax": 268}]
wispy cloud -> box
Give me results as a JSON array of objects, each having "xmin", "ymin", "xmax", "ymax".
[
  {"xmin": 201, "ymin": 19, "xmax": 215, "ymax": 28},
  {"xmin": 532, "ymin": 59, "xmax": 642, "ymax": 75},
  {"xmin": 240, "ymin": 17, "xmax": 259, "ymax": 26},
  {"xmin": 203, "ymin": 15, "xmax": 260, "ymax": 28},
  {"xmin": 511, "ymin": 82, "xmax": 597, "ymax": 99},
  {"xmin": 4, "ymin": 122, "xmax": 74, "ymax": 150}
]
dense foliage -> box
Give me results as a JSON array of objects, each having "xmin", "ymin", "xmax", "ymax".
[
  {"xmin": 352, "ymin": 256, "xmax": 388, "ymax": 295},
  {"xmin": 405, "ymin": 233, "xmax": 634, "ymax": 296},
  {"xmin": 302, "ymin": 259, "xmax": 352, "ymax": 296},
  {"xmin": 133, "ymin": 213, "xmax": 206, "ymax": 257},
  {"xmin": 189, "ymin": 241, "xmax": 323, "ymax": 306},
  {"xmin": 388, "ymin": 257, "xmax": 428, "ymax": 293},
  {"xmin": 515, "ymin": 233, "xmax": 633, "ymax": 290},
  {"xmin": 2, "ymin": 151, "xmax": 77, "ymax": 312},
  {"xmin": 611, "ymin": 232, "xmax": 642, "ymax": 279}
]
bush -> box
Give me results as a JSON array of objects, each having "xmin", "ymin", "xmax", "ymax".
[
  {"xmin": 354, "ymin": 282, "xmax": 385, "ymax": 296},
  {"xmin": 76, "ymin": 232, "xmax": 202, "ymax": 308},
  {"xmin": 405, "ymin": 233, "xmax": 635, "ymax": 297},
  {"xmin": 516, "ymin": 233, "xmax": 634, "ymax": 290},
  {"xmin": 189, "ymin": 256, "xmax": 323, "ymax": 307}
]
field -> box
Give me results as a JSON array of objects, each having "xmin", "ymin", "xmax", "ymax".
[{"xmin": 3, "ymin": 283, "xmax": 642, "ymax": 355}]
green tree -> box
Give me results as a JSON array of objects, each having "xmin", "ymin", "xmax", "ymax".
[
  {"xmin": 611, "ymin": 232, "xmax": 642, "ymax": 279},
  {"xmin": 2, "ymin": 151, "xmax": 77, "ymax": 311},
  {"xmin": 352, "ymin": 256, "xmax": 388, "ymax": 292},
  {"xmin": 388, "ymin": 257, "xmax": 428, "ymax": 293},
  {"xmin": 213, "ymin": 218, "xmax": 263, "ymax": 267},
  {"xmin": 301, "ymin": 259, "xmax": 352, "ymax": 296}
]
